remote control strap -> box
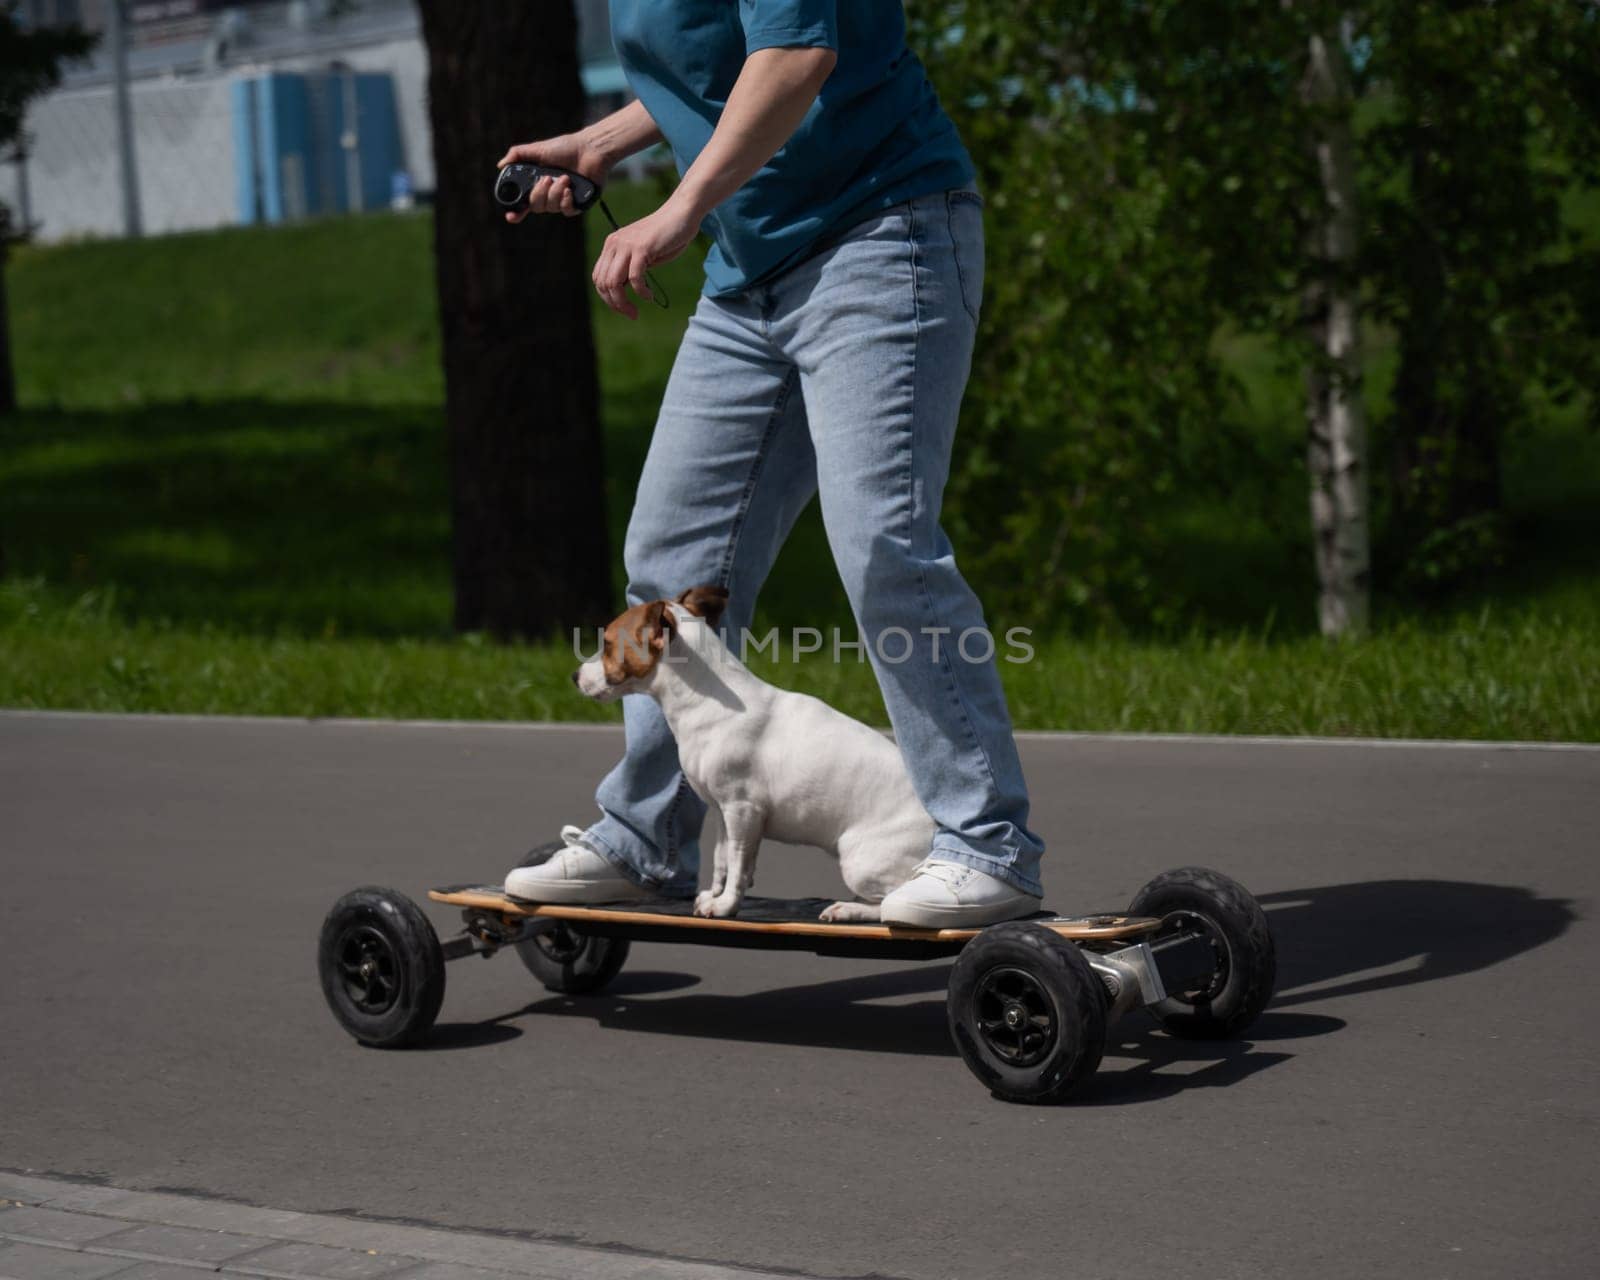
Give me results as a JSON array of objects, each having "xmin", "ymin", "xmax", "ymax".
[{"xmin": 597, "ymin": 198, "xmax": 671, "ymax": 311}]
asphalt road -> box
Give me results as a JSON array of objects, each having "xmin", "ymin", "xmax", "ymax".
[{"xmin": 2, "ymin": 712, "xmax": 1596, "ymax": 1279}]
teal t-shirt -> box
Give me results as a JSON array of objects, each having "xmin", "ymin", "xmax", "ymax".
[{"xmin": 609, "ymin": 0, "xmax": 975, "ymax": 296}]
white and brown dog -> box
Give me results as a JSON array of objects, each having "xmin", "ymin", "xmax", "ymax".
[{"xmin": 576, "ymin": 586, "xmax": 933, "ymax": 921}]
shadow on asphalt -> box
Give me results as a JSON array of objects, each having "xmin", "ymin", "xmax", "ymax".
[
  {"xmin": 606, "ymin": 971, "xmax": 705, "ymax": 996},
  {"xmin": 1084, "ymin": 1011, "xmax": 1343, "ymax": 1105},
  {"xmin": 525, "ymin": 962, "xmax": 958, "ymax": 1056},
  {"xmin": 1261, "ymin": 879, "xmax": 1577, "ymax": 1007},
  {"xmin": 418, "ymin": 971, "xmax": 707, "ymax": 1050},
  {"xmin": 414, "ymin": 879, "xmax": 1573, "ymax": 1100},
  {"xmin": 418, "ymin": 1020, "xmax": 526, "ymax": 1051}
]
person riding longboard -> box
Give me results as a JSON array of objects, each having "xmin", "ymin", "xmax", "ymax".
[{"xmin": 497, "ymin": 1, "xmax": 1045, "ymax": 929}]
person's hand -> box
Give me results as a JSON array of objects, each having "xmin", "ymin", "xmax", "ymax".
[
  {"xmin": 593, "ymin": 194, "xmax": 700, "ymax": 319},
  {"xmin": 495, "ymin": 132, "xmax": 611, "ymax": 222}
]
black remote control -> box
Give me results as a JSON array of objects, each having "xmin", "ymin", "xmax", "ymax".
[{"xmin": 494, "ymin": 163, "xmax": 601, "ymax": 214}]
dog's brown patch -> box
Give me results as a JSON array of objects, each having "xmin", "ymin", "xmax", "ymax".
[{"xmin": 600, "ymin": 599, "xmax": 675, "ymax": 685}]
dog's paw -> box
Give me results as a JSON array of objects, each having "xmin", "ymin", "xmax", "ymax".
[
  {"xmin": 701, "ymin": 891, "xmax": 742, "ymax": 919},
  {"xmin": 693, "ymin": 890, "xmax": 718, "ymax": 918},
  {"xmin": 820, "ymin": 901, "xmax": 880, "ymax": 923}
]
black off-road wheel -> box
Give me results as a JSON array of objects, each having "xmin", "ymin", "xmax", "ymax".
[
  {"xmin": 515, "ymin": 924, "xmax": 631, "ymax": 994},
  {"xmin": 318, "ymin": 887, "xmax": 446, "ymax": 1047},
  {"xmin": 1129, "ymin": 866, "xmax": 1276, "ymax": 1039},
  {"xmin": 506, "ymin": 840, "xmax": 632, "ymax": 994},
  {"xmin": 947, "ymin": 922, "xmax": 1107, "ymax": 1104}
]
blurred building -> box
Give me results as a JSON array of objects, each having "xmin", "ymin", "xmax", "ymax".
[{"xmin": 5, "ymin": 0, "xmax": 633, "ymax": 241}]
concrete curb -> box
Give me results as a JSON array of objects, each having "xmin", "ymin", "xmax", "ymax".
[{"xmin": 0, "ymin": 1173, "xmax": 818, "ymax": 1280}]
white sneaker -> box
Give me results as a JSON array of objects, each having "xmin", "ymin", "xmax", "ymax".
[
  {"xmin": 503, "ymin": 826, "xmax": 653, "ymax": 904},
  {"xmin": 879, "ymin": 859, "xmax": 1041, "ymax": 928}
]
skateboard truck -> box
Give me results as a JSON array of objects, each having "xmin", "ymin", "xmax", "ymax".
[
  {"xmin": 441, "ymin": 908, "xmax": 543, "ymax": 961},
  {"xmin": 1086, "ymin": 942, "xmax": 1166, "ymax": 1016},
  {"xmin": 1085, "ymin": 930, "xmax": 1217, "ymax": 1018}
]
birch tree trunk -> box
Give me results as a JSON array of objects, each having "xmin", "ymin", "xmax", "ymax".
[{"xmin": 1301, "ymin": 22, "xmax": 1370, "ymax": 638}]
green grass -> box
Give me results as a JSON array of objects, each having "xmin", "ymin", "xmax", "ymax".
[
  {"xmin": 4, "ymin": 574, "xmax": 1594, "ymax": 739},
  {"xmin": 2, "ymin": 187, "xmax": 1597, "ymax": 740}
]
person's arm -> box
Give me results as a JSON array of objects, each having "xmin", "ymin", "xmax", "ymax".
[
  {"xmin": 593, "ymin": 44, "xmax": 837, "ymax": 318},
  {"xmin": 496, "ymin": 99, "xmax": 664, "ymax": 222},
  {"xmin": 672, "ymin": 46, "xmax": 838, "ymax": 238}
]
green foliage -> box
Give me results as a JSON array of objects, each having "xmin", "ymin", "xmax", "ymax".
[
  {"xmin": 910, "ymin": 0, "xmax": 1600, "ymax": 621},
  {"xmin": 1359, "ymin": 1, "xmax": 1600, "ymax": 587},
  {"xmin": 942, "ymin": 131, "xmax": 1217, "ymax": 627},
  {"xmin": 909, "ymin": 1, "xmax": 1334, "ymax": 627}
]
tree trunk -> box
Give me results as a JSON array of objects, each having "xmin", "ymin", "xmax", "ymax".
[
  {"xmin": 1388, "ymin": 130, "xmax": 1505, "ymax": 576},
  {"xmin": 1300, "ymin": 23, "xmax": 1369, "ymax": 638},
  {"xmin": 417, "ymin": 0, "xmax": 611, "ymax": 639},
  {"xmin": 0, "ymin": 243, "xmax": 16, "ymax": 416}
]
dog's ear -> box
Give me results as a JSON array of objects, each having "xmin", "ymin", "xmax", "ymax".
[
  {"xmin": 647, "ymin": 599, "xmax": 677, "ymax": 655},
  {"xmin": 675, "ymin": 585, "xmax": 729, "ymax": 630},
  {"xmin": 608, "ymin": 601, "xmax": 677, "ymax": 680}
]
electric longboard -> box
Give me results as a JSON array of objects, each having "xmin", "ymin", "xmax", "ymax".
[{"xmin": 318, "ymin": 867, "xmax": 1275, "ymax": 1104}]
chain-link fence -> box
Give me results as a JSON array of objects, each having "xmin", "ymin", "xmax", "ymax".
[
  {"xmin": 7, "ymin": 0, "xmax": 510, "ymax": 243},
  {"xmin": 6, "ymin": 77, "xmax": 236, "ymax": 239},
  {"xmin": 5, "ymin": 0, "xmax": 634, "ymax": 245}
]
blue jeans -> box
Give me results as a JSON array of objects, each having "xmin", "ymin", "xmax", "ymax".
[{"xmin": 582, "ymin": 188, "xmax": 1045, "ymax": 897}]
